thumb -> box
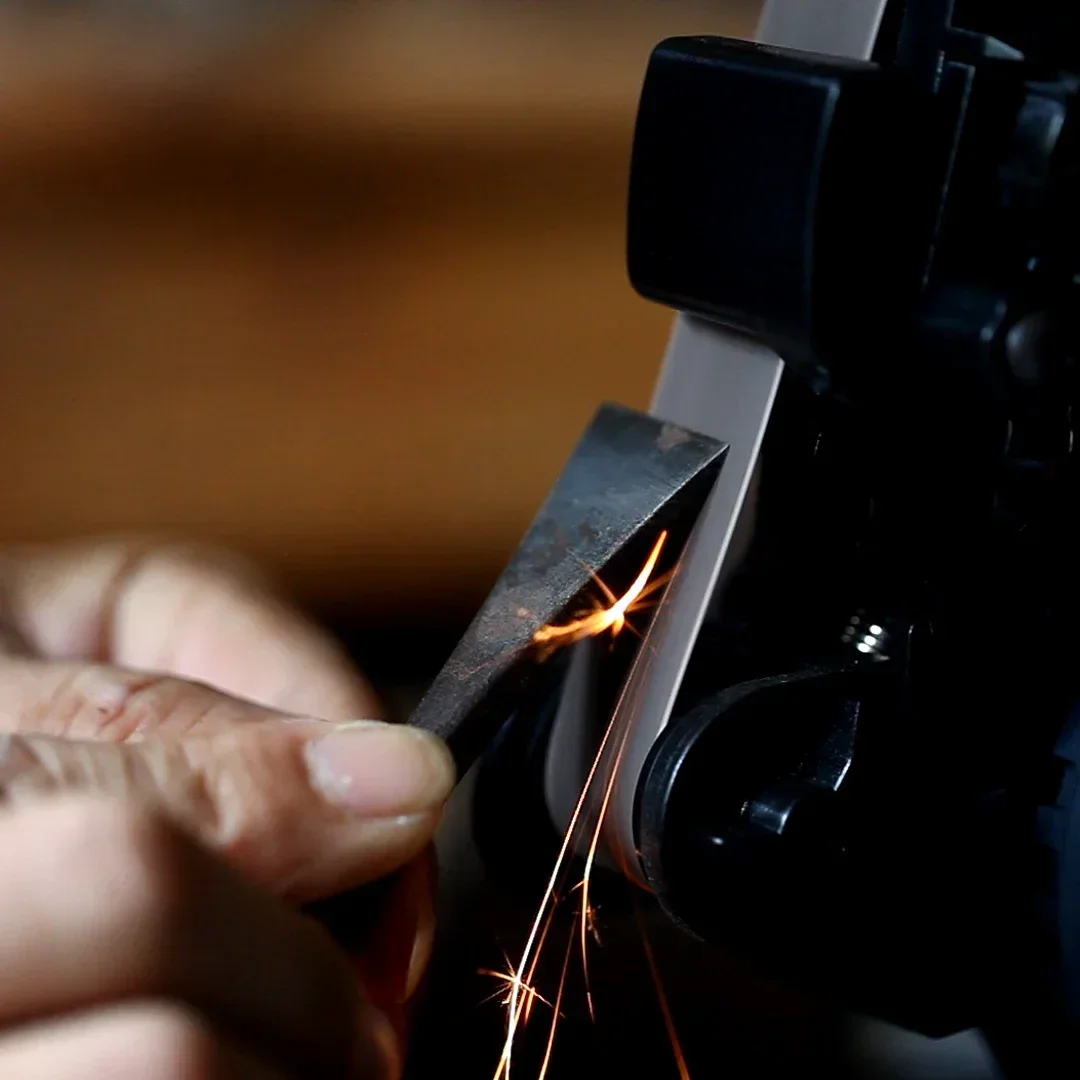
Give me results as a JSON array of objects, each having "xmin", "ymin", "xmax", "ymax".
[{"xmin": 0, "ymin": 719, "xmax": 455, "ymax": 904}]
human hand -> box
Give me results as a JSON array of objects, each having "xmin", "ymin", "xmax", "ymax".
[{"xmin": 0, "ymin": 538, "xmax": 456, "ymax": 1077}]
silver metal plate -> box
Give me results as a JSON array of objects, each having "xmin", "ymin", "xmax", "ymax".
[
  {"xmin": 544, "ymin": 324, "xmax": 781, "ymax": 862},
  {"xmin": 756, "ymin": 0, "xmax": 888, "ymax": 57},
  {"xmin": 605, "ymin": 319, "xmax": 783, "ymax": 877}
]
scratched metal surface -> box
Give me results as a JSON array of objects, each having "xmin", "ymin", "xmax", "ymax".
[{"xmin": 410, "ymin": 401, "xmax": 725, "ymax": 773}]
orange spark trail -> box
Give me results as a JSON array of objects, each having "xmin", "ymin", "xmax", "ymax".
[
  {"xmin": 523, "ymin": 902, "xmax": 560, "ymax": 1024},
  {"xmin": 635, "ymin": 902, "xmax": 692, "ymax": 1080},
  {"xmin": 537, "ymin": 927, "xmax": 575, "ymax": 1080},
  {"xmin": 579, "ymin": 891, "xmax": 595, "ymax": 1023},
  {"xmin": 493, "ymin": 702, "xmax": 623, "ymax": 1080},
  {"xmin": 577, "ymin": 673, "xmax": 643, "ymax": 1024},
  {"xmin": 533, "ymin": 532, "xmax": 667, "ymax": 649},
  {"xmin": 569, "ymin": 551, "xmax": 619, "ymax": 606}
]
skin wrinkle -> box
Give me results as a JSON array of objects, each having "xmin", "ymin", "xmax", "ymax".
[
  {"xmin": 29, "ymin": 666, "xmax": 300, "ymax": 744},
  {"xmin": 236, "ymin": 734, "xmax": 314, "ymax": 891},
  {"xmin": 120, "ymin": 677, "xmax": 242, "ymax": 743},
  {"xmin": 87, "ymin": 673, "xmax": 177, "ymax": 744},
  {"xmin": 30, "ymin": 664, "xmax": 84, "ymax": 740},
  {"xmin": 18, "ymin": 667, "xmax": 204, "ymax": 744},
  {"xmin": 40, "ymin": 738, "xmax": 125, "ymax": 800},
  {"xmin": 2, "ymin": 735, "xmax": 66, "ymax": 798},
  {"xmin": 162, "ymin": 740, "xmax": 222, "ymax": 843},
  {"xmin": 187, "ymin": 736, "xmax": 253, "ymax": 857},
  {"xmin": 0, "ymin": 735, "xmax": 220, "ymax": 837},
  {"xmin": 179, "ymin": 725, "xmax": 332, "ymax": 885},
  {"xmin": 240, "ymin": 730, "xmax": 323, "ymax": 885},
  {"xmin": 145, "ymin": 684, "xmax": 260, "ymax": 742}
]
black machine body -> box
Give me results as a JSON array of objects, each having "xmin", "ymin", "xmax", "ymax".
[{"xmin": 624, "ymin": 0, "xmax": 1080, "ymax": 1068}]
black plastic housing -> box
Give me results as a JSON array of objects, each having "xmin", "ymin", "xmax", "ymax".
[{"xmin": 627, "ymin": 36, "xmax": 937, "ymax": 384}]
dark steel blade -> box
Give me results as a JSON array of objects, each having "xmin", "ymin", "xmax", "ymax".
[{"xmin": 409, "ymin": 401, "xmax": 727, "ymax": 775}]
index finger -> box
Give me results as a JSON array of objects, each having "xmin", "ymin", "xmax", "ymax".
[{"xmin": 1, "ymin": 537, "xmax": 380, "ymax": 722}]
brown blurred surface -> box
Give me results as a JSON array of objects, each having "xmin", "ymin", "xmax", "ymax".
[{"xmin": 0, "ymin": 1, "xmax": 759, "ymax": 618}]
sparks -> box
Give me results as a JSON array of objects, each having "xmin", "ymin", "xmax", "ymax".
[
  {"xmin": 532, "ymin": 532, "xmax": 668, "ymax": 651},
  {"xmin": 494, "ymin": 654, "xmax": 643, "ymax": 1079},
  {"xmin": 491, "ymin": 530, "xmax": 678, "ymax": 1080},
  {"xmin": 536, "ymin": 929, "xmax": 576, "ymax": 1080},
  {"xmin": 492, "ymin": 701, "xmax": 622, "ymax": 1080},
  {"xmin": 481, "ymin": 962, "xmax": 554, "ymax": 1015},
  {"xmin": 522, "ymin": 902, "xmax": 560, "ymax": 1024},
  {"xmin": 635, "ymin": 901, "xmax": 692, "ymax": 1080},
  {"xmin": 577, "ymin": 700, "xmax": 638, "ymax": 1024}
]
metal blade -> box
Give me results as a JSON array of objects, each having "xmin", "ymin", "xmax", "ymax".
[
  {"xmin": 409, "ymin": 401, "xmax": 726, "ymax": 775},
  {"xmin": 592, "ymin": 320, "xmax": 785, "ymax": 878}
]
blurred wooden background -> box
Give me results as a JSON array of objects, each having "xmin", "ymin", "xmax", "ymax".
[{"xmin": 0, "ymin": 1, "xmax": 759, "ymax": 622}]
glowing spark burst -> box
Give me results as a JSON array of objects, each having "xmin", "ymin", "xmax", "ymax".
[
  {"xmin": 532, "ymin": 532, "xmax": 668, "ymax": 652},
  {"xmin": 481, "ymin": 960, "xmax": 553, "ymax": 1015}
]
